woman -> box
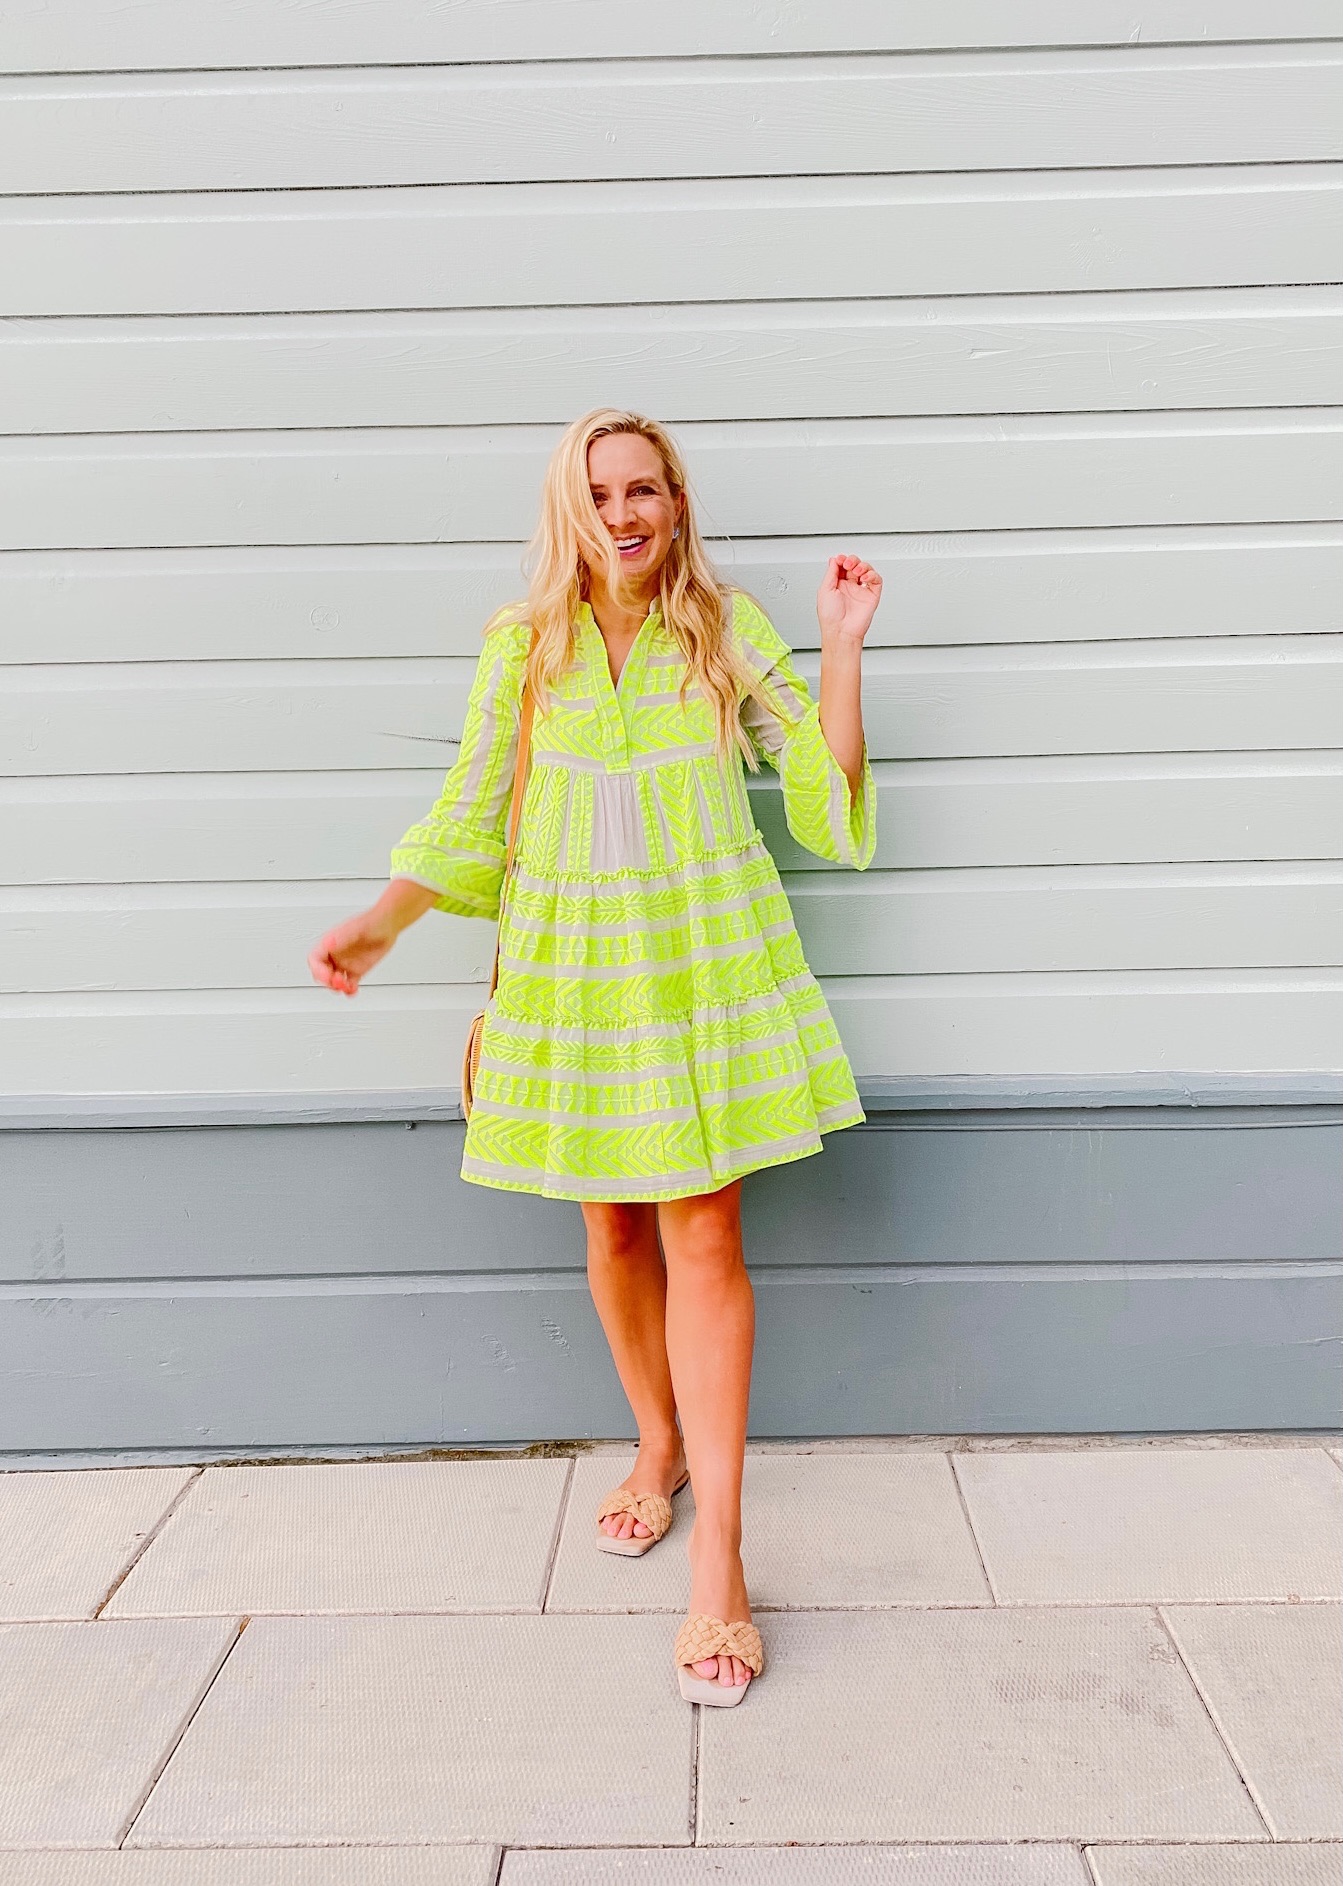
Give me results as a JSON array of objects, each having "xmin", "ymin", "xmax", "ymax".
[{"xmin": 308, "ymin": 409, "xmax": 881, "ymax": 1706}]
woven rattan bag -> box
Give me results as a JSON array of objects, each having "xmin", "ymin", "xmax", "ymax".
[{"xmin": 460, "ymin": 658, "xmax": 536, "ymax": 1121}]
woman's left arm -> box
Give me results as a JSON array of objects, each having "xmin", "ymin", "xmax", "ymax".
[{"xmin": 817, "ymin": 555, "xmax": 882, "ymax": 801}]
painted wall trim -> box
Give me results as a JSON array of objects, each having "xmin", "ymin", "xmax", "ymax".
[{"xmin": 2, "ymin": 1072, "xmax": 1339, "ymax": 1131}]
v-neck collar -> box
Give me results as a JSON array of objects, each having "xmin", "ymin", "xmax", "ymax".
[{"xmin": 581, "ymin": 598, "xmax": 662, "ymax": 698}]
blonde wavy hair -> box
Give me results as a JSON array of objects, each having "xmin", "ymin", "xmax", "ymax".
[{"xmin": 485, "ymin": 408, "xmax": 772, "ymax": 771}]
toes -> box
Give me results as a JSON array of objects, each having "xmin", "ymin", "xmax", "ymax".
[
  {"xmin": 632, "ymin": 1519, "xmax": 651, "ymax": 1537},
  {"xmin": 693, "ymin": 1656, "xmax": 719, "ymax": 1680}
]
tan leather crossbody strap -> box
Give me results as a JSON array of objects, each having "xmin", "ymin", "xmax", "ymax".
[{"xmin": 487, "ymin": 646, "xmax": 537, "ymax": 999}]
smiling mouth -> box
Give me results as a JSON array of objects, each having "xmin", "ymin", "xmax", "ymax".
[{"xmin": 614, "ymin": 535, "xmax": 651, "ymax": 557}]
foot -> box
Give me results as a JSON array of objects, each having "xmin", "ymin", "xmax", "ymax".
[
  {"xmin": 598, "ymin": 1436, "xmax": 688, "ymax": 1543},
  {"xmin": 685, "ymin": 1519, "xmax": 755, "ymax": 1692}
]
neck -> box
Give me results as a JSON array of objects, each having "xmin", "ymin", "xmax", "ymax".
[{"xmin": 586, "ymin": 574, "xmax": 659, "ymax": 640}]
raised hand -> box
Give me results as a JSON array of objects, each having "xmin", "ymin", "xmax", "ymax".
[{"xmin": 816, "ymin": 554, "xmax": 883, "ymax": 643}]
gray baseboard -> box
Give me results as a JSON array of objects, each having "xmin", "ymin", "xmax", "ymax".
[{"xmin": 3, "ymin": 1080, "xmax": 1340, "ymax": 1460}]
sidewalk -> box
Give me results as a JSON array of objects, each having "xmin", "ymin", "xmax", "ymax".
[{"xmin": 1, "ymin": 1436, "xmax": 1339, "ymax": 1882}]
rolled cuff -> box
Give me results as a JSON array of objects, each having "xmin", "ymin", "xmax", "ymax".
[
  {"xmin": 777, "ymin": 700, "xmax": 877, "ymax": 870},
  {"xmin": 389, "ymin": 825, "xmax": 505, "ymax": 921}
]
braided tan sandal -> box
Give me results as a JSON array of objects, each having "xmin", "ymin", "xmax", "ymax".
[
  {"xmin": 594, "ymin": 1468, "xmax": 690, "ymax": 1557},
  {"xmin": 674, "ymin": 1613, "xmax": 764, "ymax": 1706}
]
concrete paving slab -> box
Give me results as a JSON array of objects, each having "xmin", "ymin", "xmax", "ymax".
[
  {"xmin": 107, "ymin": 1460, "xmax": 569, "ymax": 1616},
  {"xmin": 0, "ymin": 1853, "xmax": 499, "ymax": 1885},
  {"xmin": 129, "ymin": 1613, "xmax": 692, "ymax": 1848},
  {"xmin": 0, "ymin": 1618, "xmax": 238, "ymax": 1849},
  {"xmin": 501, "ymin": 1845, "xmax": 1091, "ymax": 1882},
  {"xmin": 954, "ymin": 1448, "xmax": 1343, "ymax": 1604},
  {"xmin": 547, "ymin": 1452, "xmax": 990, "ymax": 1612},
  {"xmin": 1088, "ymin": 1846, "xmax": 1343, "ymax": 1885},
  {"xmin": 1163, "ymin": 1603, "xmax": 1343, "ymax": 1838},
  {"xmin": 697, "ymin": 1608, "xmax": 1266, "ymax": 1845},
  {"xmin": 0, "ymin": 1467, "xmax": 197, "ymax": 1620}
]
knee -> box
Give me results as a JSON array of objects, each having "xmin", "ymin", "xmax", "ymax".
[
  {"xmin": 583, "ymin": 1202, "xmax": 656, "ymax": 1266},
  {"xmin": 664, "ymin": 1218, "xmax": 747, "ymax": 1290}
]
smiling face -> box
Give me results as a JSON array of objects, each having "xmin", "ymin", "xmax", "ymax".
[{"xmin": 585, "ymin": 430, "xmax": 684, "ymax": 599}]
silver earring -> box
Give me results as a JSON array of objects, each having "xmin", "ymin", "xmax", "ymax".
[{"xmin": 672, "ymin": 528, "xmax": 680, "ymax": 539}]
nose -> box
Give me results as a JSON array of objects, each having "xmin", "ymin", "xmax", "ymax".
[{"xmin": 605, "ymin": 491, "xmax": 639, "ymax": 532}]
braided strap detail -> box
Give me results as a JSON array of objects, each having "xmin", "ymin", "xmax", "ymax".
[
  {"xmin": 595, "ymin": 1487, "xmax": 673, "ymax": 1540},
  {"xmin": 674, "ymin": 1613, "xmax": 764, "ymax": 1677}
]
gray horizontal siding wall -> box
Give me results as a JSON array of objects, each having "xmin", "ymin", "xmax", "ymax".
[{"xmin": 2, "ymin": 4, "xmax": 1340, "ymax": 1454}]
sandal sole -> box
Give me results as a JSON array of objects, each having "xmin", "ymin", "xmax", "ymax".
[{"xmin": 677, "ymin": 1667, "xmax": 755, "ymax": 1706}]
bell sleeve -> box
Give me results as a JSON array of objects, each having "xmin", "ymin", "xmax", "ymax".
[
  {"xmin": 388, "ymin": 622, "xmax": 529, "ymax": 921},
  {"xmin": 733, "ymin": 593, "xmax": 877, "ymax": 871}
]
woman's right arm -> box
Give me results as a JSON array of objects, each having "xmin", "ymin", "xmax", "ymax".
[
  {"xmin": 307, "ymin": 878, "xmax": 438, "ymax": 997},
  {"xmin": 307, "ymin": 619, "xmax": 529, "ymax": 997}
]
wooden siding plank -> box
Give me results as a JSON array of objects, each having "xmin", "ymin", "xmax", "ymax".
[
  {"xmin": 5, "ymin": 759, "xmax": 1339, "ymax": 884},
  {"xmin": 5, "ymin": 642, "xmax": 1336, "ymax": 776},
  {"xmin": 10, "ymin": 1112, "xmax": 1336, "ymax": 1284},
  {"xmin": 7, "ymin": 2, "xmax": 1337, "ymax": 74},
  {"xmin": 3, "ymin": 49, "xmax": 1340, "ymax": 196},
  {"xmin": 3, "ymin": 415, "xmax": 1340, "ymax": 551},
  {"xmin": 6, "ymin": 1263, "xmax": 1339, "ymax": 1449},
  {"xmin": 9, "ymin": 292, "xmax": 1343, "ymax": 435},
  {"xmin": 2, "ymin": 976, "xmax": 1338, "ymax": 1092},
  {"xmin": 6, "ymin": 531, "xmax": 1339, "ymax": 663},
  {"xmin": 3, "ymin": 868, "xmax": 1339, "ymax": 993},
  {"xmin": 7, "ymin": 169, "xmax": 1337, "ymax": 317}
]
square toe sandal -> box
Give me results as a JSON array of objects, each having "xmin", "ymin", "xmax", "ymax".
[
  {"xmin": 594, "ymin": 1469, "xmax": 690, "ymax": 1557},
  {"xmin": 674, "ymin": 1613, "xmax": 764, "ymax": 1706}
]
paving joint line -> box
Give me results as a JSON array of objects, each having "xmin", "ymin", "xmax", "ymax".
[
  {"xmin": 532, "ymin": 1594, "xmax": 1341, "ymax": 1616},
  {"xmin": 689, "ymin": 1688, "xmax": 702, "ymax": 1844},
  {"xmin": 947, "ymin": 1451, "xmax": 999, "ymax": 1603},
  {"xmin": 115, "ymin": 1613, "xmax": 248, "ymax": 1849},
  {"xmin": 539, "ymin": 1454, "xmax": 575, "ymax": 1612},
  {"xmin": 1154, "ymin": 1603, "xmax": 1278, "ymax": 1841},
  {"xmin": 1080, "ymin": 1844, "xmax": 1103, "ymax": 1885},
  {"xmin": 91, "ymin": 1464, "xmax": 203, "ymax": 1619}
]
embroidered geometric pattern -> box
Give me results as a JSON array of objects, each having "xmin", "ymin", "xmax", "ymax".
[{"xmin": 390, "ymin": 588, "xmax": 877, "ymax": 1202}]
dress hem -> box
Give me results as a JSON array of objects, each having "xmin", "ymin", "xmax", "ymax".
[{"xmin": 457, "ymin": 1107, "xmax": 866, "ymax": 1204}]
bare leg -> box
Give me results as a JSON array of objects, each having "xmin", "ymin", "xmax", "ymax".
[
  {"xmin": 582, "ymin": 1201, "xmax": 687, "ymax": 1541},
  {"xmin": 657, "ymin": 1179, "xmax": 756, "ymax": 1691}
]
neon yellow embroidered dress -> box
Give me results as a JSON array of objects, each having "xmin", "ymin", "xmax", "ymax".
[{"xmin": 390, "ymin": 589, "xmax": 876, "ymax": 1201}]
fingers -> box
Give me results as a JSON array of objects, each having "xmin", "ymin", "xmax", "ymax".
[
  {"xmin": 827, "ymin": 554, "xmax": 883, "ymax": 588},
  {"xmin": 307, "ymin": 944, "xmax": 361, "ymax": 998},
  {"xmin": 307, "ymin": 946, "xmax": 335, "ymax": 988}
]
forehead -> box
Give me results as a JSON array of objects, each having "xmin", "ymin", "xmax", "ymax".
[{"xmin": 586, "ymin": 431, "xmax": 667, "ymax": 486}]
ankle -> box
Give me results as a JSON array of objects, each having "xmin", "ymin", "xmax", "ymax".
[
  {"xmin": 689, "ymin": 1515, "xmax": 743, "ymax": 1557},
  {"xmin": 633, "ymin": 1429, "xmax": 684, "ymax": 1464}
]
